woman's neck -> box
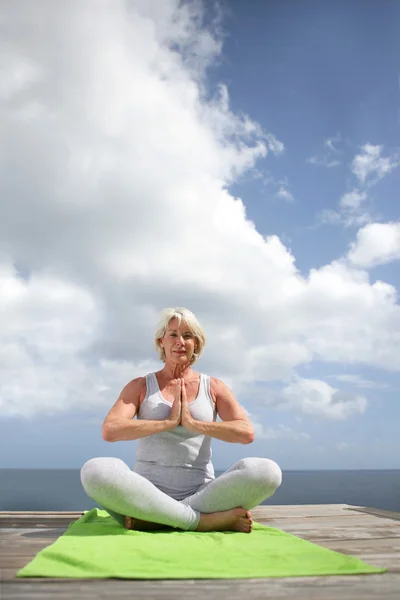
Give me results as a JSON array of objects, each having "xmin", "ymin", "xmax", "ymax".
[{"xmin": 158, "ymin": 363, "xmax": 197, "ymax": 381}]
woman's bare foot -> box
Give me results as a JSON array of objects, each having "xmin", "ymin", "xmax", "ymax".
[
  {"xmin": 196, "ymin": 508, "xmax": 253, "ymax": 533},
  {"xmin": 125, "ymin": 515, "xmax": 173, "ymax": 531},
  {"xmin": 125, "ymin": 508, "xmax": 253, "ymax": 533}
]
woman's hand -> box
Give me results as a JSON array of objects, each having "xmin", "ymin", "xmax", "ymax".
[
  {"xmin": 166, "ymin": 379, "xmax": 182, "ymax": 427},
  {"xmin": 180, "ymin": 379, "xmax": 198, "ymax": 432}
]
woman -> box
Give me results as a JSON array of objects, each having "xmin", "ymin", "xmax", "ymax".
[{"xmin": 81, "ymin": 307, "xmax": 282, "ymax": 533}]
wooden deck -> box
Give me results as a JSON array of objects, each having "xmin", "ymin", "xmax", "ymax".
[{"xmin": 1, "ymin": 504, "xmax": 399, "ymax": 599}]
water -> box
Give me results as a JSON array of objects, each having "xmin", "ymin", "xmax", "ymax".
[{"xmin": 1, "ymin": 469, "xmax": 399, "ymax": 512}]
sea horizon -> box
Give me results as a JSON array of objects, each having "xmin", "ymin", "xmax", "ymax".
[
  {"xmin": 1, "ymin": 468, "xmax": 399, "ymax": 513},
  {"xmin": 2, "ymin": 467, "xmax": 398, "ymax": 471}
]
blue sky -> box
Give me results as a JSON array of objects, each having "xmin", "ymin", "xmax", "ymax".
[{"xmin": 0, "ymin": 0, "xmax": 399, "ymax": 470}]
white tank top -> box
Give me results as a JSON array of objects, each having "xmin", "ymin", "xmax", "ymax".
[{"xmin": 133, "ymin": 372, "xmax": 217, "ymax": 500}]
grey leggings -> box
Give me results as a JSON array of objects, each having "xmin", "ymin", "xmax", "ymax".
[{"xmin": 80, "ymin": 456, "xmax": 282, "ymax": 531}]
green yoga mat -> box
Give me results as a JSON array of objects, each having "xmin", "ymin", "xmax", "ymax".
[{"xmin": 17, "ymin": 508, "xmax": 386, "ymax": 579}]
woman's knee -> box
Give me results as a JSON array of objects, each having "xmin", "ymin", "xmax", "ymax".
[
  {"xmin": 239, "ymin": 457, "xmax": 282, "ymax": 491},
  {"xmin": 80, "ymin": 457, "xmax": 126, "ymax": 492}
]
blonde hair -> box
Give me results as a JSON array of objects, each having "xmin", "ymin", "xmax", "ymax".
[{"xmin": 154, "ymin": 307, "xmax": 206, "ymax": 365}]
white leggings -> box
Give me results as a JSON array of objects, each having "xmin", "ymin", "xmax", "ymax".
[{"xmin": 80, "ymin": 456, "xmax": 282, "ymax": 531}]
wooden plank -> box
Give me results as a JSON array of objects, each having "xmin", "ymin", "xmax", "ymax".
[
  {"xmin": 252, "ymin": 505, "xmax": 400, "ymax": 520},
  {"xmin": 0, "ymin": 512, "xmax": 81, "ymax": 516},
  {"xmin": 258, "ymin": 523, "xmax": 400, "ymax": 541},
  {"xmin": 2, "ymin": 574, "xmax": 400, "ymax": 600},
  {"xmin": 347, "ymin": 507, "xmax": 400, "ymax": 521},
  {"xmin": 0, "ymin": 517, "xmax": 80, "ymax": 529},
  {"xmin": 251, "ymin": 504, "xmax": 356, "ymax": 517},
  {"xmin": 245, "ymin": 510, "xmax": 400, "ymax": 547},
  {"xmin": 322, "ymin": 538, "xmax": 400, "ymax": 552},
  {"xmin": 256, "ymin": 515, "xmax": 392, "ymax": 525},
  {"xmin": 313, "ymin": 538, "xmax": 400, "ymax": 573}
]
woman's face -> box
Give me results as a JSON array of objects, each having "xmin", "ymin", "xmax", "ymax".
[{"xmin": 161, "ymin": 318, "xmax": 197, "ymax": 364}]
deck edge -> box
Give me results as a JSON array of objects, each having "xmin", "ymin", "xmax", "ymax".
[{"xmin": 345, "ymin": 506, "xmax": 400, "ymax": 521}]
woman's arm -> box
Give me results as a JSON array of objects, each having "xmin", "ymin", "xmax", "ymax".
[
  {"xmin": 103, "ymin": 418, "xmax": 177, "ymax": 442},
  {"xmin": 102, "ymin": 377, "xmax": 179, "ymax": 442},
  {"xmin": 181, "ymin": 377, "xmax": 254, "ymax": 444}
]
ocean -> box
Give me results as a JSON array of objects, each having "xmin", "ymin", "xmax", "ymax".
[{"xmin": 1, "ymin": 469, "xmax": 399, "ymax": 512}]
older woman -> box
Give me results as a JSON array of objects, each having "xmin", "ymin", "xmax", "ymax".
[{"xmin": 81, "ymin": 307, "xmax": 282, "ymax": 533}]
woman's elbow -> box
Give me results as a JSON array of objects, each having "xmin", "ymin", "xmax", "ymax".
[
  {"xmin": 102, "ymin": 424, "xmax": 115, "ymax": 442},
  {"xmin": 243, "ymin": 424, "xmax": 255, "ymax": 444}
]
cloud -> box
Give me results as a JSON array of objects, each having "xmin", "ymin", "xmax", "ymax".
[
  {"xmin": 307, "ymin": 156, "xmax": 341, "ymax": 168},
  {"xmin": 0, "ymin": 0, "xmax": 400, "ymax": 422},
  {"xmin": 244, "ymin": 409, "xmax": 309, "ymax": 441},
  {"xmin": 324, "ymin": 134, "xmax": 343, "ymax": 154},
  {"xmin": 317, "ymin": 142, "xmax": 399, "ymax": 229},
  {"xmin": 352, "ymin": 144, "xmax": 399, "ymax": 186},
  {"xmin": 339, "ymin": 190, "xmax": 367, "ymax": 210},
  {"xmin": 0, "ymin": 264, "xmax": 101, "ymax": 418},
  {"xmin": 347, "ymin": 222, "xmax": 400, "ymax": 267},
  {"xmin": 265, "ymin": 133, "xmax": 285, "ymax": 155},
  {"xmin": 260, "ymin": 174, "xmax": 293, "ymax": 203},
  {"xmin": 281, "ymin": 378, "xmax": 367, "ymax": 420},
  {"xmin": 317, "ymin": 208, "xmax": 372, "ymax": 228},
  {"xmin": 332, "ymin": 374, "xmax": 388, "ymax": 390},
  {"xmin": 276, "ymin": 185, "xmax": 294, "ymax": 202},
  {"xmin": 307, "ymin": 133, "xmax": 344, "ymax": 167}
]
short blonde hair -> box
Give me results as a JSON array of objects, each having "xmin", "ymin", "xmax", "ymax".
[{"xmin": 154, "ymin": 307, "xmax": 206, "ymax": 365}]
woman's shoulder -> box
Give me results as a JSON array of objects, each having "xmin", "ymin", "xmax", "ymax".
[
  {"xmin": 208, "ymin": 376, "xmax": 233, "ymax": 399},
  {"xmin": 208, "ymin": 374, "xmax": 221, "ymax": 388},
  {"xmin": 207, "ymin": 374, "xmax": 220, "ymax": 404},
  {"xmin": 122, "ymin": 375, "xmax": 147, "ymax": 403}
]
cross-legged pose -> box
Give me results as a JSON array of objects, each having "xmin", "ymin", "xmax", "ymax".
[{"xmin": 81, "ymin": 307, "xmax": 282, "ymax": 533}]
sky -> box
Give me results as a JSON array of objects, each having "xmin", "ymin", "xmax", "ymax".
[{"xmin": 0, "ymin": 0, "xmax": 399, "ymax": 470}]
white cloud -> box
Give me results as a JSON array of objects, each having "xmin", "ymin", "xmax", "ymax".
[
  {"xmin": 0, "ymin": 264, "xmax": 100, "ymax": 417},
  {"xmin": 339, "ymin": 190, "xmax": 367, "ymax": 210},
  {"xmin": 307, "ymin": 133, "xmax": 343, "ymax": 167},
  {"xmin": 276, "ymin": 185, "xmax": 294, "ymax": 202},
  {"xmin": 317, "ymin": 209, "xmax": 342, "ymax": 225},
  {"xmin": 324, "ymin": 133, "xmax": 343, "ymax": 154},
  {"xmin": 0, "ymin": 0, "xmax": 400, "ymax": 422},
  {"xmin": 317, "ymin": 183, "xmax": 371, "ymax": 229},
  {"xmin": 317, "ymin": 142, "xmax": 398, "ymax": 230},
  {"xmin": 281, "ymin": 378, "xmax": 367, "ymax": 420},
  {"xmin": 352, "ymin": 143, "xmax": 399, "ymax": 185},
  {"xmin": 265, "ymin": 133, "xmax": 285, "ymax": 155},
  {"xmin": 261, "ymin": 174, "xmax": 293, "ymax": 202},
  {"xmin": 332, "ymin": 374, "xmax": 388, "ymax": 390},
  {"xmin": 244, "ymin": 409, "xmax": 309, "ymax": 441},
  {"xmin": 299, "ymin": 261, "xmax": 400, "ymax": 370},
  {"xmin": 347, "ymin": 222, "xmax": 400, "ymax": 267},
  {"xmin": 317, "ymin": 208, "xmax": 372, "ymax": 228},
  {"xmin": 307, "ymin": 156, "xmax": 340, "ymax": 168}
]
